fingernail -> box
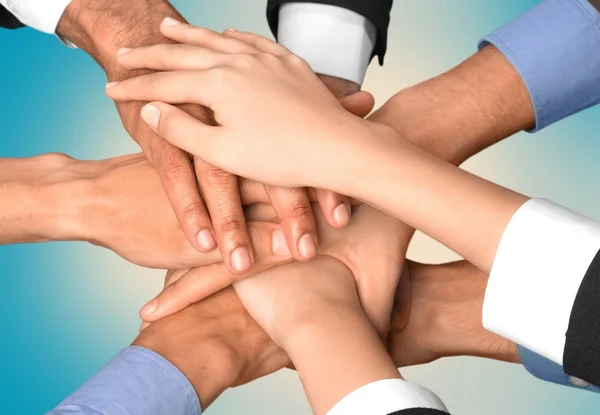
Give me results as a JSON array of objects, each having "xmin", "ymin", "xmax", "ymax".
[
  {"xmin": 333, "ymin": 203, "xmax": 351, "ymax": 227},
  {"xmin": 225, "ymin": 28, "xmax": 237, "ymax": 32},
  {"xmin": 231, "ymin": 247, "xmax": 252, "ymax": 272},
  {"xmin": 298, "ymin": 234, "xmax": 317, "ymax": 259},
  {"xmin": 272, "ymin": 229, "xmax": 291, "ymax": 256},
  {"xmin": 117, "ymin": 48, "xmax": 132, "ymax": 55},
  {"xmin": 141, "ymin": 299, "xmax": 158, "ymax": 317},
  {"xmin": 162, "ymin": 17, "xmax": 181, "ymax": 26},
  {"xmin": 105, "ymin": 82, "xmax": 119, "ymax": 89},
  {"xmin": 141, "ymin": 104, "xmax": 160, "ymax": 129},
  {"xmin": 197, "ymin": 229, "xmax": 216, "ymax": 250}
]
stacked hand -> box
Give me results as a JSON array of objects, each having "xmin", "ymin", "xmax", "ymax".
[{"xmin": 106, "ymin": 20, "xmax": 388, "ymax": 197}]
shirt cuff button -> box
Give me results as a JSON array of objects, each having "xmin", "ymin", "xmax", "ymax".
[{"xmin": 569, "ymin": 376, "xmax": 589, "ymax": 387}]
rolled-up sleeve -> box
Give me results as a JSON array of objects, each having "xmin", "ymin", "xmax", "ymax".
[
  {"xmin": 479, "ymin": 0, "xmax": 600, "ymax": 132},
  {"xmin": 48, "ymin": 347, "xmax": 201, "ymax": 415}
]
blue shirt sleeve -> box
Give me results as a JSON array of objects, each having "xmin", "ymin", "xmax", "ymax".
[
  {"xmin": 518, "ymin": 345, "xmax": 600, "ymax": 392},
  {"xmin": 47, "ymin": 346, "xmax": 202, "ymax": 415},
  {"xmin": 478, "ymin": 0, "xmax": 600, "ymax": 132}
]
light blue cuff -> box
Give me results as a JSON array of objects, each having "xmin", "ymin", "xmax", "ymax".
[
  {"xmin": 518, "ymin": 345, "xmax": 600, "ymax": 392},
  {"xmin": 478, "ymin": 0, "xmax": 600, "ymax": 132},
  {"xmin": 48, "ymin": 346, "xmax": 201, "ymax": 415}
]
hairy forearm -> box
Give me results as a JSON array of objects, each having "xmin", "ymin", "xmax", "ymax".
[
  {"xmin": 370, "ymin": 45, "xmax": 534, "ymax": 165},
  {"xmin": 389, "ymin": 261, "xmax": 519, "ymax": 366},
  {"xmin": 57, "ymin": 0, "xmax": 185, "ymax": 74}
]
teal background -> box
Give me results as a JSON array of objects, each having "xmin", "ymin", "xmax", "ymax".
[{"xmin": 1, "ymin": 0, "xmax": 599, "ymax": 413}]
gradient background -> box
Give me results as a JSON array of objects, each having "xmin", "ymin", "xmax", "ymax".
[{"xmin": 1, "ymin": 0, "xmax": 599, "ymax": 413}]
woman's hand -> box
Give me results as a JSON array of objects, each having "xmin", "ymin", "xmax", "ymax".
[
  {"xmin": 106, "ymin": 21, "xmax": 386, "ymax": 193},
  {"xmin": 141, "ymin": 203, "xmax": 406, "ymax": 339}
]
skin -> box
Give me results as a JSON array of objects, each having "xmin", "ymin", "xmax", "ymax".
[
  {"xmin": 142, "ymin": 259, "xmax": 519, "ymax": 412},
  {"xmin": 108, "ymin": 22, "xmax": 535, "ymax": 321},
  {"xmin": 56, "ymin": 0, "xmax": 358, "ymax": 274},
  {"xmin": 107, "ymin": 25, "xmax": 536, "ymax": 277},
  {"xmin": 144, "ymin": 202, "xmax": 406, "ymax": 338},
  {"xmin": 0, "ymin": 153, "xmax": 295, "ymax": 270}
]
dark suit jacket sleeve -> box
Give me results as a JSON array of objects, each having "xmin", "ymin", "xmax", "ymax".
[
  {"xmin": 266, "ymin": 0, "xmax": 392, "ymax": 64},
  {"xmin": 0, "ymin": 5, "xmax": 24, "ymax": 29}
]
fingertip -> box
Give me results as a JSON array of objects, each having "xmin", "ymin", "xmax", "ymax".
[
  {"xmin": 298, "ymin": 233, "xmax": 317, "ymax": 260},
  {"xmin": 332, "ymin": 202, "xmax": 351, "ymax": 228},
  {"xmin": 140, "ymin": 299, "xmax": 158, "ymax": 321},
  {"xmin": 196, "ymin": 229, "xmax": 217, "ymax": 251},
  {"xmin": 140, "ymin": 103, "xmax": 161, "ymax": 130},
  {"xmin": 230, "ymin": 246, "xmax": 253, "ymax": 273}
]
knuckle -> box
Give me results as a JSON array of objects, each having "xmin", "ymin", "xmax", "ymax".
[
  {"xmin": 284, "ymin": 54, "xmax": 308, "ymax": 68},
  {"xmin": 218, "ymin": 216, "xmax": 244, "ymax": 235},
  {"xmin": 204, "ymin": 166, "xmax": 235, "ymax": 185},
  {"xmin": 182, "ymin": 201, "xmax": 207, "ymax": 218},
  {"xmin": 258, "ymin": 52, "xmax": 279, "ymax": 64},
  {"xmin": 288, "ymin": 202, "xmax": 313, "ymax": 220},
  {"xmin": 163, "ymin": 160, "xmax": 189, "ymax": 182},
  {"xmin": 235, "ymin": 54, "xmax": 257, "ymax": 68}
]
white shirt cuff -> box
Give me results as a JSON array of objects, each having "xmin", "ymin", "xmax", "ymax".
[
  {"xmin": 1, "ymin": 0, "xmax": 72, "ymax": 33},
  {"xmin": 483, "ymin": 198, "xmax": 600, "ymax": 365},
  {"xmin": 327, "ymin": 379, "xmax": 448, "ymax": 415},
  {"xmin": 277, "ymin": 2, "xmax": 377, "ymax": 85}
]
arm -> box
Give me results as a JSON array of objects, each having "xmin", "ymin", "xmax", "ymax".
[
  {"xmin": 49, "ymin": 287, "xmax": 288, "ymax": 414},
  {"xmin": 233, "ymin": 258, "xmax": 448, "ymax": 415},
  {"xmin": 0, "ymin": 153, "xmax": 290, "ymax": 269}
]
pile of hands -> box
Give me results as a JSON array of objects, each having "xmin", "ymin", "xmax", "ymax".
[{"xmin": 9, "ymin": 16, "xmax": 522, "ymax": 410}]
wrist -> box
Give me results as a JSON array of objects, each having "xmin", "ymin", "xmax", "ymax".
[
  {"xmin": 57, "ymin": 0, "xmax": 184, "ymax": 73},
  {"xmin": 133, "ymin": 321, "xmax": 241, "ymax": 409}
]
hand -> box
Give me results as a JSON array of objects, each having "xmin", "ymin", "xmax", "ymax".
[
  {"xmin": 20, "ymin": 152, "xmax": 293, "ymax": 269},
  {"xmin": 106, "ymin": 22, "xmax": 386, "ymax": 195},
  {"xmin": 58, "ymin": 1, "xmax": 329, "ymax": 275},
  {"xmin": 133, "ymin": 286, "xmax": 289, "ymax": 409},
  {"xmin": 233, "ymin": 257, "xmax": 402, "ymax": 415},
  {"xmin": 389, "ymin": 261, "xmax": 520, "ymax": 367},
  {"xmin": 144, "ymin": 202, "xmax": 406, "ymax": 338}
]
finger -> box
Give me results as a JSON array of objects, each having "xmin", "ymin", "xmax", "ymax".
[
  {"xmin": 160, "ymin": 19, "xmax": 259, "ymax": 53},
  {"xmin": 265, "ymin": 186, "xmax": 317, "ymax": 261},
  {"xmin": 315, "ymin": 188, "xmax": 352, "ymax": 229},
  {"xmin": 137, "ymin": 102, "xmax": 222, "ymax": 162},
  {"xmin": 140, "ymin": 321, "xmax": 151, "ymax": 332},
  {"xmin": 339, "ymin": 91, "xmax": 376, "ymax": 118},
  {"xmin": 222, "ymin": 29, "xmax": 290, "ymax": 56},
  {"xmin": 107, "ymin": 71, "xmax": 222, "ymax": 106},
  {"xmin": 117, "ymin": 44, "xmax": 235, "ymax": 71},
  {"xmin": 197, "ymin": 159, "xmax": 254, "ymax": 274},
  {"xmin": 140, "ymin": 126, "xmax": 217, "ymax": 252},
  {"xmin": 140, "ymin": 223, "xmax": 292, "ymax": 322}
]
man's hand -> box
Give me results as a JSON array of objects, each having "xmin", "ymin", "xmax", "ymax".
[
  {"xmin": 389, "ymin": 261, "xmax": 520, "ymax": 367},
  {"xmin": 57, "ymin": 6, "xmax": 367, "ymax": 273},
  {"xmin": 55, "ymin": 0, "xmax": 298, "ymax": 274},
  {"xmin": 133, "ymin": 286, "xmax": 289, "ymax": 409},
  {"xmin": 0, "ymin": 152, "xmax": 296, "ymax": 270}
]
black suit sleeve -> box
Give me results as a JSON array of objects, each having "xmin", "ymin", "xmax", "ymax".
[
  {"xmin": 388, "ymin": 409, "xmax": 449, "ymax": 415},
  {"xmin": 0, "ymin": 5, "xmax": 24, "ymax": 29},
  {"xmin": 563, "ymin": 248, "xmax": 600, "ymax": 387},
  {"xmin": 266, "ymin": 0, "xmax": 393, "ymax": 64}
]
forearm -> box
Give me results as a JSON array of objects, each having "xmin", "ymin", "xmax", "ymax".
[
  {"xmin": 0, "ymin": 157, "xmax": 82, "ymax": 244},
  {"xmin": 370, "ymin": 45, "xmax": 534, "ymax": 166},
  {"xmin": 56, "ymin": 0, "xmax": 185, "ymax": 75},
  {"xmin": 284, "ymin": 306, "xmax": 401, "ymax": 415}
]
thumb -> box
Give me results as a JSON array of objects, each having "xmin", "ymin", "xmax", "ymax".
[{"xmin": 339, "ymin": 91, "xmax": 376, "ymax": 118}]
